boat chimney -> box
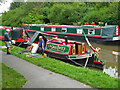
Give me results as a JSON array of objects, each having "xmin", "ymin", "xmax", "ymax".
[{"xmin": 65, "ymin": 36, "xmax": 68, "ymax": 45}]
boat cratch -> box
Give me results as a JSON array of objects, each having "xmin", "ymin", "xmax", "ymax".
[{"xmin": 44, "ymin": 36, "xmax": 104, "ymax": 68}]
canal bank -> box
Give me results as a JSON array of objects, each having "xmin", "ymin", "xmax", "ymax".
[{"xmin": 0, "ymin": 41, "xmax": 119, "ymax": 88}]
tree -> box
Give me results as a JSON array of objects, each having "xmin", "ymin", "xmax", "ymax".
[{"xmin": 10, "ymin": 2, "xmax": 24, "ymax": 10}]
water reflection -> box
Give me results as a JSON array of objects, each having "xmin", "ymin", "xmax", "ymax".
[{"xmin": 103, "ymin": 66, "xmax": 118, "ymax": 78}]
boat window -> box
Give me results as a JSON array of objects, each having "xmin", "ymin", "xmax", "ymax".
[
  {"xmin": 41, "ymin": 27, "xmax": 44, "ymax": 31},
  {"xmin": 77, "ymin": 29, "xmax": 83, "ymax": 34},
  {"xmin": 88, "ymin": 29, "xmax": 95, "ymax": 35},
  {"xmin": 62, "ymin": 28, "xmax": 67, "ymax": 32},
  {"xmin": 51, "ymin": 27, "xmax": 56, "ymax": 32}
]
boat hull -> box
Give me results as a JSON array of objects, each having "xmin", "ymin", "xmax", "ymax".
[{"xmin": 45, "ymin": 50, "xmax": 94, "ymax": 67}]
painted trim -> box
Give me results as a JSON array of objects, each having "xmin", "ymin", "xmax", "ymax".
[
  {"xmin": 41, "ymin": 31, "xmax": 101, "ymax": 37},
  {"xmin": 45, "ymin": 49, "xmax": 69, "ymax": 55},
  {"xmin": 68, "ymin": 53, "xmax": 87, "ymax": 56},
  {"xmin": 27, "ymin": 29, "xmax": 101, "ymax": 38},
  {"xmin": 47, "ymin": 41, "xmax": 73, "ymax": 46}
]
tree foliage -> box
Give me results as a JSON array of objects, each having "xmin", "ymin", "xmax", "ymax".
[{"xmin": 1, "ymin": 2, "xmax": 119, "ymax": 27}]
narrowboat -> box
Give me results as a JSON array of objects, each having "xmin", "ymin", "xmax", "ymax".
[
  {"xmin": 22, "ymin": 24, "xmax": 120, "ymax": 45},
  {"xmin": 44, "ymin": 36, "xmax": 104, "ymax": 68},
  {"xmin": 0, "ymin": 26, "xmax": 30, "ymax": 46},
  {"xmin": 27, "ymin": 32, "xmax": 104, "ymax": 68}
]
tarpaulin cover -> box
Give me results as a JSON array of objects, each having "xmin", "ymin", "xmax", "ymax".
[
  {"xmin": 11, "ymin": 29, "xmax": 23, "ymax": 40},
  {"xmin": 28, "ymin": 32, "xmax": 39, "ymax": 45},
  {"xmin": 28, "ymin": 32, "xmax": 47, "ymax": 45},
  {"xmin": 102, "ymin": 25, "xmax": 115, "ymax": 38}
]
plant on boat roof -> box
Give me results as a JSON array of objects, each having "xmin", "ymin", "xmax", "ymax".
[
  {"xmin": 55, "ymin": 23, "xmax": 60, "ymax": 25},
  {"xmin": 91, "ymin": 22, "xmax": 95, "ymax": 24},
  {"xmin": 47, "ymin": 23, "xmax": 53, "ymax": 25},
  {"xmin": 84, "ymin": 22, "xmax": 89, "ymax": 24}
]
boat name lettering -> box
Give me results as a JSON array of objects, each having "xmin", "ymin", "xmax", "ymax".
[{"xmin": 47, "ymin": 44, "xmax": 66, "ymax": 51}]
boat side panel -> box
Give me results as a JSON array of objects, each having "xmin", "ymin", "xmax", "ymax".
[{"xmin": 45, "ymin": 51, "xmax": 94, "ymax": 66}]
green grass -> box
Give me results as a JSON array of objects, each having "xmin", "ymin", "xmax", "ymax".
[
  {"xmin": 0, "ymin": 63, "xmax": 2, "ymax": 89},
  {"xmin": 1, "ymin": 63, "xmax": 27, "ymax": 88},
  {"xmin": 0, "ymin": 41, "xmax": 119, "ymax": 88}
]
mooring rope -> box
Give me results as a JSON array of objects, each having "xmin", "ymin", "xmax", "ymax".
[{"xmin": 67, "ymin": 57, "xmax": 83, "ymax": 67}]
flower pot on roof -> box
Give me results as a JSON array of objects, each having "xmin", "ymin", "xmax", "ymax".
[
  {"xmin": 77, "ymin": 22, "xmax": 81, "ymax": 26},
  {"xmin": 73, "ymin": 22, "xmax": 77, "ymax": 26},
  {"xmin": 98, "ymin": 22, "xmax": 104, "ymax": 26},
  {"xmin": 91, "ymin": 22, "xmax": 95, "ymax": 25}
]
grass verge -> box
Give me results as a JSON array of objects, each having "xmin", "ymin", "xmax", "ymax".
[
  {"xmin": 0, "ymin": 41, "xmax": 119, "ymax": 88},
  {"xmin": 0, "ymin": 63, "xmax": 2, "ymax": 89},
  {"xmin": 1, "ymin": 63, "xmax": 27, "ymax": 88}
]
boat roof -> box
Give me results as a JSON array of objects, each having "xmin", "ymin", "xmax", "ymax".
[
  {"xmin": 51, "ymin": 38, "xmax": 83, "ymax": 44},
  {"xmin": 23, "ymin": 24, "xmax": 103, "ymax": 29}
]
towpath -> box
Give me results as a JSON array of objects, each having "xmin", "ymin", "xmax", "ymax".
[{"xmin": 1, "ymin": 50, "xmax": 93, "ymax": 88}]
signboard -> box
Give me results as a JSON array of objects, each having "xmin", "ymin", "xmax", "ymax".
[{"xmin": 46, "ymin": 43, "xmax": 70, "ymax": 54}]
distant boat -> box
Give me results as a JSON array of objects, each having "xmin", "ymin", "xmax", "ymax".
[
  {"xmin": 0, "ymin": 26, "xmax": 30, "ymax": 46},
  {"xmin": 22, "ymin": 24, "xmax": 120, "ymax": 45},
  {"xmin": 112, "ymin": 51, "xmax": 120, "ymax": 56}
]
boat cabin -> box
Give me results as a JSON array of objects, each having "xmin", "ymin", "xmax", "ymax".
[{"xmin": 45, "ymin": 37, "xmax": 86, "ymax": 55}]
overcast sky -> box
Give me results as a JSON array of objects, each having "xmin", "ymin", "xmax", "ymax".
[{"xmin": 0, "ymin": 0, "xmax": 13, "ymax": 14}]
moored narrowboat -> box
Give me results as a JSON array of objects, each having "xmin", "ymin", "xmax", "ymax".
[
  {"xmin": 22, "ymin": 24, "xmax": 120, "ymax": 45},
  {"xmin": 26, "ymin": 31, "xmax": 104, "ymax": 68},
  {"xmin": 44, "ymin": 36, "xmax": 104, "ymax": 68},
  {"xmin": 0, "ymin": 26, "xmax": 31, "ymax": 46}
]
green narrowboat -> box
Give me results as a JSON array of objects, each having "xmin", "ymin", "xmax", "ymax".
[
  {"xmin": 27, "ymin": 31, "xmax": 104, "ymax": 68},
  {"xmin": 22, "ymin": 24, "xmax": 120, "ymax": 45},
  {"xmin": 44, "ymin": 36, "xmax": 104, "ymax": 68}
]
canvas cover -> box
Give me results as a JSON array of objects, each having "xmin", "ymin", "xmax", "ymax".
[
  {"xmin": 11, "ymin": 29, "xmax": 23, "ymax": 40},
  {"xmin": 29, "ymin": 32, "xmax": 39, "ymax": 45},
  {"xmin": 102, "ymin": 25, "xmax": 115, "ymax": 38}
]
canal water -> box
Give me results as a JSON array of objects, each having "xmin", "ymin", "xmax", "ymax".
[{"xmin": 85, "ymin": 43, "xmax": 119, "ymax": 78}]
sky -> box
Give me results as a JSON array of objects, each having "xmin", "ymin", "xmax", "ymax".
[{"xmin": 0, "ymin": 0, "xmax": 13, "ymax": 14}]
